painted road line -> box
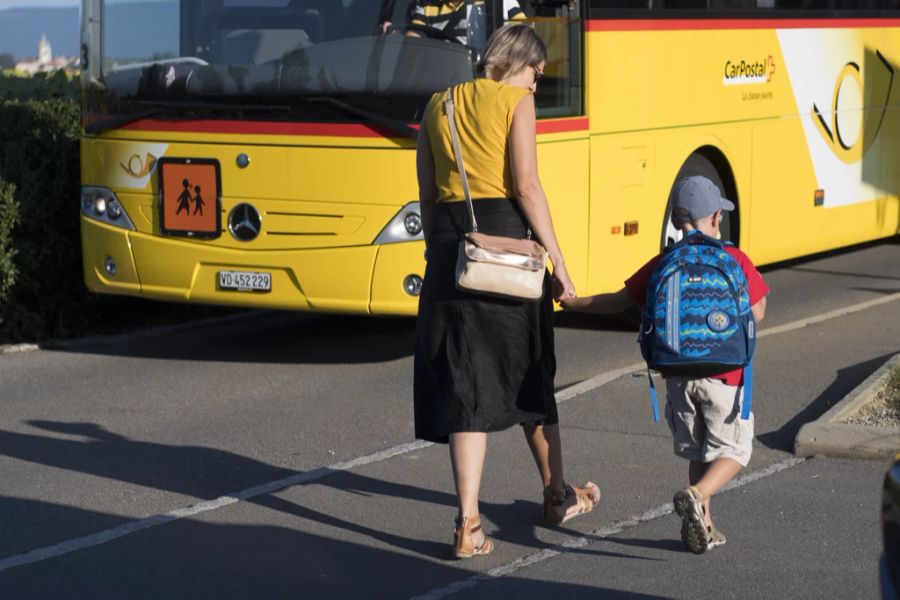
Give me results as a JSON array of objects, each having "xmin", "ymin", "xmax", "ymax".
[
  {"xmin": 0, "ymin": 440, "xmax": 432, "ymax": 574},
  {"xmin": 0, "ymin": 291, "xmax": 895, "ymax": 573},
  {"xmin": 558, "ymin": 289, "xmax": 900, "ymax": 402},
  {"xmin": 410, "ymin": 457, "xmax": 807, "ymax": 600},
  {"xmin": 757, "ymin": 290, "xmax": 900, "ymax": 339},
  {"xmin": 555, "ymin": 362, "xmax": 646, "ymax": 404}
]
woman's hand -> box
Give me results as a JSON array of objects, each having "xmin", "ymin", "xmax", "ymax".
[{"xmin": 552, "ymin": 262, "xmax": 576, "ymax": 302}]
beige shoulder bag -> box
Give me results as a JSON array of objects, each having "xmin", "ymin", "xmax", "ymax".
[{"xmin": 444, "ymin": 88, "xmax": 547, "ymax": 301}]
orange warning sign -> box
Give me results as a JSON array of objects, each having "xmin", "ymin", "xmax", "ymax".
[{"xmin": 159, "ymin": 159, "xmax": 221, "ymax": 237}]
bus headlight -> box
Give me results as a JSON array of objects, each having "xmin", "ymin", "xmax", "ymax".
[
  {"xmin": 373, "ymin": 202, "xmax": 424, "ymax": 245},
  {"xmin": 404, "ymin": 212, "xmax": 422, "ymax": 235},
  {"xmin": 81, "ymin": 186, "xmax": 136, "ymax": 231}
]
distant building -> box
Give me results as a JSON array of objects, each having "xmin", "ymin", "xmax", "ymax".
[{"xmin": 15, "ymin": 33, "xmax": 77, "ymax": 74}]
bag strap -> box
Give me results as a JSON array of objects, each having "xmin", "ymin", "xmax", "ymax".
[
  {"xmin": 444, "ymin": 87, "xmax": 533, "ymax": 239},
  {"xmin": 444, "ymin": 88, "xmax": 479, "ymax": 233}
]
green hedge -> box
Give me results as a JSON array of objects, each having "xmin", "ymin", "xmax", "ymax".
[
  {"xmin": 0, "ymin": 74, "xmax": 230, "ymax": 341},
  {"xmin": 0, "ymin": 97, "xmax": 83, "ymax": 339},
  {"xmin": 0, "ymin": 178, "xmax": 18, "ymax": 305}
]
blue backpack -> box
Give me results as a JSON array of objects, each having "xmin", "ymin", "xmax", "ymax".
[{"xmin": 639, "ymin": 231, "xmax": 756, "ymax": 422}]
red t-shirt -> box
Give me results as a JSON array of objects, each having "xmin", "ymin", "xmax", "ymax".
[{"xmin": 624, "ymin": 246, "xmax": 770, "ymax": 386}]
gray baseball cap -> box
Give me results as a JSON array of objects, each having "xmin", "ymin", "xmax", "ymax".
[{"xmin": 671, "ymin": 176, "xmax": 734, "ymax": 224}]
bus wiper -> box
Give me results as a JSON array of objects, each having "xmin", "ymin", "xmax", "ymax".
[
  {"xmin": 86, "ymin": 100, "xmax": 293, "ymax": 135},
  {"xmin": 302, "ymin": 96, "xmax": 418, "ymax": 140},
  {"xmin": 86, "ymin": 98, "xmax": 417, "ymax": 140},
  {"xmin": 130, "ymin": 99, "xmax": 293, "ymax": 112}
]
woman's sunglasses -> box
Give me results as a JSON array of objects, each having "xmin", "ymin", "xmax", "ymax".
[{"xmin": 533, "ymin": 67, "xmax": 544, "ymax": 84}]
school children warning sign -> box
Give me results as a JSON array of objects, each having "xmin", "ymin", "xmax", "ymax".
[{"xmin": 159, "ymin": 159, "xmax": 221, "ymax": 237}]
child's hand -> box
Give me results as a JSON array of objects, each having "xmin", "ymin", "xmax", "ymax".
[{"xmin": 560, "ymin": 295, "xmax": 586, "ymax": 311}]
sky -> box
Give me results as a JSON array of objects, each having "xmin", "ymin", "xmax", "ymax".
[
  {"xmin": 0, "ymin": 0, "xmax": 178, "ymax": 6},
  {"xmin": 0, "ymin": 0, "xmax": 77, "ymax": 7}
]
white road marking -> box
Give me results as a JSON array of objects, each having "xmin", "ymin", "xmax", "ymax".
[
  {"xmin": 559, "ymin": 289, "xmax": 900, "ymax": 402},
  {"xmin": 0, "ymin": 290, "xmax": 896, "ymax": 573},
  {"xmin": 410, "ymin": 457, "xmax": 807, "ymax": 600},
  {"xmin": 0, "ymin": 440, "xmax": 431, "ymax": 574},
  {"xmin": 555, "ymin": 362, "xmax": 646, "ymax": 404},
  {"xmin": 757, "ymin": 290, "xmax": 900, "ymax": 339}
]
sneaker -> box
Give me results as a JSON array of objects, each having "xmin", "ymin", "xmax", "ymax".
[
  {"xmin": 707, "ymin": 525, "xmax": 726, "ymax": 550},
  {"xmin": 673, "ymin": 486, "xmax": 708, "ymax": 554}
]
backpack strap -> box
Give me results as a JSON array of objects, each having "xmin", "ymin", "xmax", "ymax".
[
  {"xmin": 741, "ymin": 361, "xmax": 753, "ymax": 420},
  {"xmin": 647, "ymin": 367, "xmax": 661, "ymax": 422},
  {"xmin": 678, "ymin": 230, "xmax": 725, "ymax": 249}
]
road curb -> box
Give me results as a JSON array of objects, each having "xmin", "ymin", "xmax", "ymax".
[
  {"xmin": 0, "ymin": 310, "xmax": 268, "ymax": 357},
  {"xmin": 795, "ymin": 353, "xmax": 900, "ymax": 460}
]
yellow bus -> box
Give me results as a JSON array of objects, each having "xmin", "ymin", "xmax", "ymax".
[{"xmin": 79, "ymin": 0, "xmax": 900, "ymax": 315}]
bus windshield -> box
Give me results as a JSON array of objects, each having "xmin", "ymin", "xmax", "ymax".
[{"xmin": 90, "ymin": 0, "xmax": 482, "ymax": 122}]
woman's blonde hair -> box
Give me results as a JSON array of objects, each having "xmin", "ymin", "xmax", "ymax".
[{"xmin": 477, "ymin": 23, "xmax": 547, "ymax": 81}]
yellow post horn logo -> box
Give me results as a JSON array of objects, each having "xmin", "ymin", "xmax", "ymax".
[
  {"xmin": 120, "ymin": 153, "xmax": 158, "ymax": 178},
  {"xmin": 812, "ymin": 50, "xmax": 894, "ymax": 164}
]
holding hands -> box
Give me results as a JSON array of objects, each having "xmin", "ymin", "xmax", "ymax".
[{"xmin": 552, "ymin": 261, "xmax": 577, "ymax": 303}]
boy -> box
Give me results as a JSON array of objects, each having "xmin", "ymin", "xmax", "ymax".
[{"xmin": 562, "ymin": 176, "xmax": 770, "ymax": 554}]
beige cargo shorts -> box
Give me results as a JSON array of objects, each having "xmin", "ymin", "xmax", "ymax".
[{"xmin": 664, "ymin": 376, "xmax": 753, "ymax": 466}]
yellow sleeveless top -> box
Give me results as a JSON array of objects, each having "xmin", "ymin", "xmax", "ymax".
[{"xmin": 425, "ymin": 78, "xmax": 530, "ymax": 203}]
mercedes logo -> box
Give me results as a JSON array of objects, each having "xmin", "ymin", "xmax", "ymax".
[{"xmin": 228, "ymin": 203, "xmax": 261, "ymax": 242}]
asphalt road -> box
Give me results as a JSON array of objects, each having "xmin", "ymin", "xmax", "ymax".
[{"xmin": 0, "ymin": 238, "xmax": 898, "ymax": 599}]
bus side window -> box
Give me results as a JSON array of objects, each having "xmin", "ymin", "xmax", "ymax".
[{"xmin": 525, "ymin": 1, "xmax": 583, "ymax": 118}]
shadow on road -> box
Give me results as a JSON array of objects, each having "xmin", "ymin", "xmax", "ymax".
[
  {"xmin": 47, "ymin": 312, "xmax": 417, "ymax": 365},
  {"xmin": 0, "ymin": 494, "xmax": 667, "ymax": 599},
  {"xmin": 757, "ymin": 236, "xmax": 899, "ymax": 273},
  {"xmin": 756, "ymin": 351, "xmax": 897, "ymax": 452},
  {"xmin": 0, "ymin": 420, "xmax": 672, "ymax": 597},
  {"xmin": 0, "ymin": 420, "xmax": 660, "ymax": 559},
  {"xmin": 849, "ymin": 286, "xmax": 900, "ymax": 296}
]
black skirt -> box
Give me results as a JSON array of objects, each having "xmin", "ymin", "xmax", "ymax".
[{"xmin": 413, "ymin": 198, "xmax": 558, "ymax": 444}]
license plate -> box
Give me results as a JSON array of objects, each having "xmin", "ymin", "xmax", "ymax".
[{"xmin": 218, "ymin": 270, "xmax": 271, "ymax": 292}]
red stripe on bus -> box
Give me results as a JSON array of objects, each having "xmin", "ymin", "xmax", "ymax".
[
  {"xmin": 116, "ymin": 117, "xmax": 588, "ymax": 137},
  {"xmin": 537, "ymin": 117, "xmax": 589, "ymax": 134},
  {"xmin": 586, "ymin": 17, "xmax": 900, "ymax": 31}
]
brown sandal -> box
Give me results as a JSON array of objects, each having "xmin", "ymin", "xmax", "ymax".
[
  {"xmin": 543, "ymin": 482, "xmax": 601, "ymax": 526},
  {"xmin": 453, "ymin": 514, "xmax": 495, "ymax": 559}
]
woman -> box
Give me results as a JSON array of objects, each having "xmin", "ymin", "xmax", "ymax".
[{"xmin": 414, "ymin": 23, "xmax": 600, "ymax": 559}]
